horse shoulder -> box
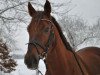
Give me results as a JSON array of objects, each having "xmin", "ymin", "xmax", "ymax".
[{"xmin": 76, "ymin": 47, "xmax": 100, "ymax": 75}]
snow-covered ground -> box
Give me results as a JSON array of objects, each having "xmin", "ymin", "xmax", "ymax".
[{"xmin": 1, "ymin": 59, "xmax": 46, "ymax": 75}]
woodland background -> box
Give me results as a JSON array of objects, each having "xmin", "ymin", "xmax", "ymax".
[{"xmin": 0, "ymin": 0, "xmax": 100, "ymax": 75}]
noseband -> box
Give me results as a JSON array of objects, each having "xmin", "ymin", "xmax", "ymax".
[{"xmin": 28, "ymin": 19, "xmax": 55, "ymax": 59}]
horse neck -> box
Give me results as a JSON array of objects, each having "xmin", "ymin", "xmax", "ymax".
[{"xmin": 45, "ymin": 30, "xmax": 83, "ymax": 75}]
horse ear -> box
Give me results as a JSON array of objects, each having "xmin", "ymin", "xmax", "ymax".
[
  {"xmin": 28, "ymin": 2, "xmax": 36, "ymax": 17},
  {"xmin": 44, "ymin": 0, "xmax": 51, "ymax": 17}
]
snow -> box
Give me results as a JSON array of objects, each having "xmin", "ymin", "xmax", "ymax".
[{"xmin": 1, "ymin": 59, "xmax": 46, "ymax": 75}]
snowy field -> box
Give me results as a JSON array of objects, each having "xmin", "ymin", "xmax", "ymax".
[{"xmin": 1, "ymin": 59, "xmax": 46, "ymax": 75}]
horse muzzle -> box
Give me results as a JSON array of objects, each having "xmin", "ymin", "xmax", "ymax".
[{"xmin": 24, "ymin": 54, "xmax": 39, "ymax": 70}]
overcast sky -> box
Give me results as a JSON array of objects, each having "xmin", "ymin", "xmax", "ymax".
[
  {"xmin": 68, "ymin": 0, "xmax": 100, "ymax": 25},
  {"xmin": 50, "ymin": 0, "xmax": 100, "ymax": 25},
  {"xmin": 17, "ymin": 0, "xmax": 100, "ymax": 52}
]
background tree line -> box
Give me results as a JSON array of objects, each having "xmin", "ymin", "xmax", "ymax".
[{"xmin": 59, "ymin": 16, "xmax": 100, "ymax": 50}]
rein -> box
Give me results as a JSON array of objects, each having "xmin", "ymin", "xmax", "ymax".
[
  {"xmin": 27, "ymin": 19, "xmax": 55, "ymax": 75},
  {"xmin": 27, "ymin": 19, "xmax": 84, "ymax": 75}
]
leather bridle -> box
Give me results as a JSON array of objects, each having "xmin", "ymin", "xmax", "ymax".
[
  {"xmin": 27, "ymin": 19, "xmax": 84, "ymax": 75},
  {"xmin": 27, "ymin": 19, "xmax": 55, "ymax": 60}
]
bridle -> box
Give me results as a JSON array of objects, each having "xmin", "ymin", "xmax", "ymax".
[
  {"xmin": 27, "ymin": 19, "xmax": 85, "ymax": 75},
  {"xmin": 27, "ymin": 19, "xmax": 55, "ymax": 60},
  {"xmin": 27, "ymin": 19, "xmax": 55, "ymax": 75}
]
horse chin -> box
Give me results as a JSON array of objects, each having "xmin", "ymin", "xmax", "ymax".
[
  {"xmin": 27, "ymin": 64, "xmax": 38, "ymax": 70},
  {"xmin": 28, "ymin": 67, "xmax": 38, "ymax": 70}
]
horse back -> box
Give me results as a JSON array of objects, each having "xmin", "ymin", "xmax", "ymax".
[{"xmin": 77, "ymin": 47, "xmax": 100, "ymax": 75}]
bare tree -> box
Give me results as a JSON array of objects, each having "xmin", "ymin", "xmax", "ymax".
[
  {"xmin": 0, "ymin": 0, "xmax": 30, "ymax": 50},
  {"xmin": 0, "ymin": 0, "xmax": 74, "ymax": 51},
  {"xmin": 91, "ymin": 18, "xmax": 100, "ymax": 38},
  {"xmin": 59, "ymin": 15, "xmax": 93, "ymax": 49}
]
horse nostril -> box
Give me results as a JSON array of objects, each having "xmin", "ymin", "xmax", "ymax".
[{"xmin": 24, "ymin": 55, "xmax": 39, "ymax": 69}]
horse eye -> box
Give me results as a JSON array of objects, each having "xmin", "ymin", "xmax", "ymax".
[{"xmin": 44, "ymin": 27, "xmax": 50, "ymax": 33}]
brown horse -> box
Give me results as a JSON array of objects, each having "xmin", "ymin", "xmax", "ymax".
[{"xmin": 24, "ymin": 0, "xmax": 100, "ymax": 75}]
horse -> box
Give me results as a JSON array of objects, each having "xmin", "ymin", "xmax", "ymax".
[{"xmin": 24, "ymin": 0, "xmax": 100, "ymax": 75}]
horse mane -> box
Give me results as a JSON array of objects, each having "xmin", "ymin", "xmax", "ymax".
[{"xmin": 51, "ymin": 16, "xmax": 73, "ymax": 51}]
